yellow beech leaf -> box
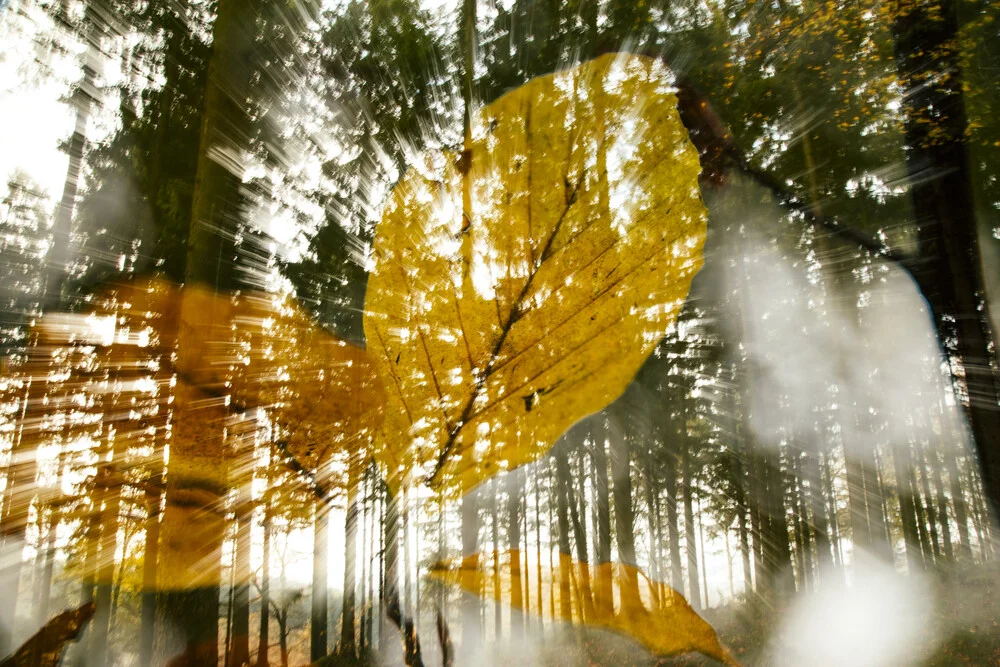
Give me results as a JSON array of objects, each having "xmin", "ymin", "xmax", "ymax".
[
  {"xmin": 364, "ymin": 53, "xmax": 707, "ymax": 492},
  {"xmin": 427, "ymin": 551, "xmax": 738, "ymax": 666}
]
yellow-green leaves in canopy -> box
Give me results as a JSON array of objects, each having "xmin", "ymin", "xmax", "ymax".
[{"xmin": 364, "ymin": 53, "xmax": 707, "ymax": 492}]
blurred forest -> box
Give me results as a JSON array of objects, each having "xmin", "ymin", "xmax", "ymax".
[{"xmin": 0, "ymin": 0, "xmax": 999, "ymax": 666}]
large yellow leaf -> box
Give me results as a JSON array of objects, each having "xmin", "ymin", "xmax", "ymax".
[
  {"xmin": 427, "ymin": 550, "xmax": 738, "ymax": 666},
  {"xmin": 364, "ymin": 53, "xmax": 707, "ymax": 492}
]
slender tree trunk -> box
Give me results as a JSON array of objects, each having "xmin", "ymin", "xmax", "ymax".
[
  {"xmin": 230, "ymin": 479, "xmax": 251, "ymax": 667},
  {"xmin": 806, "ymin": 450, "xmax": 832, "ymax": 576},
  {"xmin": 92, "ymin": 428, "xmax": 122, "ymax": 667},
  {"xmin": 35, "ymin": 507, "xmax": 58, "ymax": 627},
  {"xmin": 945, "ymin": 446, "xmax": 973, "ymax": 560},
  {"xmin": 255, "ymin": 512, "xmax": 271, "ymax": 667},
  {"xmin": 341, "ymin": 467, "xmax": 358, "ymax": 656},
  {"xmin": 892, "ymin": 443, "xmax": 925, "ymax": 573},
  {"xmin": 554, "ymin": 454, "xmax": 573, "ymax": 623},
  {"xmin": 697, "ymin": 499, "xmax": 710, "ymax": 609},
  {"xmin": 46, "ymin": 0, "xmax": 95, "ymax": 310},
  {"xmin": 460, "ymin": 483, "xmax": 480, "ymax": 651},
  {"xmin": 611, "ymin": 421, "xmax": 641, "ymax": 615},
  {"xmin": 0, "ymin": 356, "xmax": 47, "ymax": 655},
  {"xmin": 764, "ymin": 452, "xmax": 794, "ymax": 599},
  {"xmin": 311, "ymin": 500, "xmax": 329, "ymax": 661},
  {"xmin": 682, "ymin": 438, "xmax": 701, "ymax": 611},
  {"xmin": 139, "ymin": 381, "xmax": 167, "ymax": 667},
  {"xmin": 567, "ymin": 447, "xmax": 594, "ymax": 620},
  {"xmin": 489, "ymin": 480, "xmax": 501, "ymax": 639},
  {"xmin": 590, "ymin": 416, "xmax": 613, "ymax": 618},
  {"xmin": 664, "ymin": 449, "xmax": 683, "ymax": 596},
  {"xmin": 917, "ymin": 441, "xmax": 943, "ymax": 562},
  {"xmin": 534, "ymin": 464, "xmax": 544, "ymax": 633},
  {"xmin": 872, "ymin": 448, "xmax": 895, "ymax": 560},
  {"xmin": 359, "ymin": 472, "xmax": 369, "ymax": 650},
  {"xmin": 505, "ymin": 468, "xmax": 524, "ymax": 637},
  {"xmin": 928, "ymin": 444, "xmax": 954, "ymax": 561}
]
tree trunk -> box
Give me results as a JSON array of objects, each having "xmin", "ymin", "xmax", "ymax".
[
  {"xmin": 763, "ymin": 452, "xmax": 794, "ymax": 600},
  {"xmin": 567, "ymin": 446, "xmax": 594, "ymax": 620},
  {"xmin": 92, "ymin": 415, "xmax": 122, "ymax": 667},
  {"xmin": 340, "ymin": 468, "xmax": 358, "ymax": 656},
  {"xmin": 664, "ymin": 449, "xmax": 684, "ymax": 596},
  {"xmin": 610, "ymin": 419, "xmax": 641, "ymax": 614},
  {"xmin": 590, "ymin": 415, "xmax": 614, "ymax": 618},
  {"xmin": 554, "ymin": 453, "xmax": 573, "ymax": 622},
  {"xmin": 311, "ymin": 500, "xmax": 329, "ymax": 662},
  {"xmin": 230, "ymin": 483, "xmax": 251, "ymax": 667},
  {"xmin": 681, "ymin": 436, "xmax": 701, "ymax": 611},
  {"xmin": 917, "ymin": 441, "xmax": 943, "ymax": 562},
  {"xmin": 806, "ymin": 450, "xmax": 832, "ymax": 575},
  {"xmin": 505, "ymin": 468, "xmax": 524, "ymax": 637},
  {"xmin": 892, "ymin": 0, "xmax": 1000, "ymax": 517},
  {"xmin": 489, "ymin": 480, "xmax": 501, "ymax": 639},
  {"xmin": 460, "ymin": 484, "xmax": 480, "ymax": 651},
  {"xmin": 255, "ymin": 512, "xmax": 271, "ymax": 667},
  {"xmin": 139, "ymin": 387, "xmax": 167, "ymax": 667},
  {"xmin": 45, "ymin": 0, "xmax": 95, "ymax": 310},
  {"xmin": 945, "ymin": 446, "xmax": 973, "ymax": 560},
  {"xmin": 157, "ymin": 0, "xmax": 259, "ymax": 661},
  {"xmin": 35, "ymin": 508, "xmax": 58, "ymax": 627},
  {"xmin": 822, "ymin": 452, "xmax": 844, "ymax": 569},
  {"xmin": 928, "ymin": 443, "xmax": 954, "ymax": 561},
  {"xmin": 892, "ymin": 443, "xmax": 925, "ymax": 573}
]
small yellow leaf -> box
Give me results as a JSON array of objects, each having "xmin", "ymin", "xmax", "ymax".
[{"xmin": 428, "ymin": 550, "xmax": 739, "ymax": 666}]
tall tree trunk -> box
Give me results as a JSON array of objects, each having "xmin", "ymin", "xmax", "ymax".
[
  {"xmin": 892, "ymin": 443, "xmax": 925, "ymax": 573},
  {"xmin": 0, "ymin": 351, "xmax": 48, "ymax": 655},
  {"xmin": 36, "ymin": 508, "xmax": 58, "ymax": 626},
  {"xmin": 664, "ymin": 449, "xmax": 683, "ymax": 596},
  {"xmin": 340, "ymin": 467, "xmax": 358, "ymax": 656},
  {"xmin": 359, "ymin": 472, "xmax": 369, "ymax": 649},
  {"xmin": 892, "ymin": 0, "xmax": 1000, "ymax": 516},
  {"xmin": 139, "ymin": 363, "xmax": 168, "ymax": 667},
  {"xmin": 534, "ymin": 464, "xmax": 544, "ymax": 632},
  {"xmin": 92, "ymin": 414, "xmax": 122, "ymax": 667},
  {"xmin": 590, "ymin": 415, "xmax": 614, "ymax": 618},
  {"xmin": 610, "ymin": 420, "xmax": 641, "ymax": 614},
  {"xmin": 460, "ymin": 484, "xmax": 480, "ymax": 651},
  {"xmin": 489, "ymin": 481, "xmax": 501, "ymax": 640},
  {"xmin": 928, "ymin": 443, "xmax": 954, "ymax": 561},
  {"xmin": 505, "ymin": 468, "xmax": 524, "ymax": 637},
  {"xmin": 567, "ymin": 446, "xmax": 594, "ymax": 620},
  {"xmin": 763, "ymin": 452, "xmax": 794, "ymax": 600},
  {"xmin": 917, "ymin": 441, "xmax": 944, "ymax": 562},
  {"xmin": 311, "ymin": 500, "xmax": 329, "ymax": 662},
  {"xmin": 158, "ymin": 0, "xmax": 259, "ymax": 661},
  {"xmin": 46, "ymin": 0, "xmax": 96, "ymax": 310},
  {"xmin": 682, "ymin": 439, "xmax": 701, "ymax": 611},
  {"xmin": 697, "ymin": 498, "xmax": 710, "ymax": 609},
  {"xmin": 230, "ymin": 477, "xmax": 252, "ymax": 667},
  {"xmin": 806, "ymin": 450, "xmax": 832, "ymax": 575},
  {"xmin": 871, "ymin": 448, "xmax": 895, "ymax": 561},
  {"xmin": 553, "ymin": 454, "xmax": 573, "ymax": 623},
  {"xmin": 822, "ymin": 452, "xmax": 844, "ymax": 569},
  {"xmin": 945, "ymin": 446, "xmax": 973, "ymax": 560},
  {"xmin": 255, "ymin": 512, "xmax": 271, "ymax": 667}
]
